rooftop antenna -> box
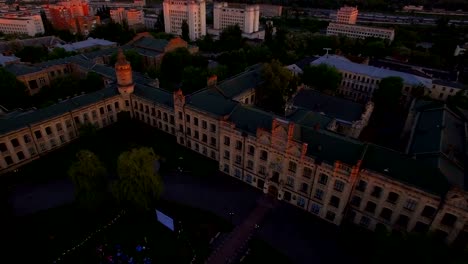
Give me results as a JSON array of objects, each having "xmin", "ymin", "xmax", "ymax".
[{"xmin": 323, "ymin": 48, "xmax": 331, "ymax": 57}]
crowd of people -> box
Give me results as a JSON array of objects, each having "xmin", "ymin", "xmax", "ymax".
[{"xmin": 96, "ymin": 241, "xmax": 153, "ymax": 264}]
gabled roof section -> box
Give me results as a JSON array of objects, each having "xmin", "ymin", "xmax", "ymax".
[
  {"xmin": 227, "ymin": 105, "xmax": 276, "ymax": 135},
  {"xmin": 131, "ymin": 36, "xmax": 169, "ymax": 52},
  {"xmin": 287, "ymin": 108, "xmax": 333, "ymax": 129},
  {"xmin": 362, "ymin": 144, "xmax": 450, "ymax": 195},
  {"xmin": 312, "ymin": 55, "xmax": 432, "ymax": 87},
  {"xmin": 0, "ymin": 88, "xmax": 118, "ymax": 135},
  {"xmin": 217, "ymin": 64, "xmax": 263, "ymax": 98},
  {"xmin": 296, "ymin": 126, "xmax": 365, "ymax": 165},
  {"xmin": 186, "ymin": 88, "xmax": 238, "ymax": 117},
  {"xmin": 133, "ymin": 84, "xmax": 173, "ymax": 108},
  {"xmin": 4, "ymin": 63, "xmax": 41, "ymax": 75},
  {"xmin": 292, "ymin": 89, "xmax": 364, "ymax": 122}
]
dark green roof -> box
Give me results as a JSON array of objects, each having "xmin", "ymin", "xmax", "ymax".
[
  {"xmin": 133, "ymin": 84, "xmax": 173, "ymax": 108},
  {"xmin": 217, "ymin": 65, "xmax": 262, "ymax": 98},
  {"xmin": 187, "ymin": 88, "xmax": 238, "ymax": 116},
  {"xmin": 132, "ymin": 37, "xmax": 168, "ymax": 52},
  {"xmin": 228, "ymin": 105, "xmax": 275, "ymax": 135},
  {"xmin": 297, "ymin": 126, "xmax": 365, "ymax": 165},
  {"xmin": 362, "ymin": 144, "xmax": 450, "ymax": 195},
  {"xmin": 287, "ymin": 108, "xmax": 333, "ymax": 129},
  {"xmin": 4, "ymin": 63, "xmax": 41, "ymax": 75},
  {"xmin": 0, "ymin": 88, "xmax": 118, "ymax": 134}
]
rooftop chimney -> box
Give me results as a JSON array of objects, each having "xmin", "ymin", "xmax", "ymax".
[{"xmin": 207, "ymin": 75, "xmax": 217, "ymax": 87}]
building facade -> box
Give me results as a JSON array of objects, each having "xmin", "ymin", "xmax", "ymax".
[
  {"xmin": 46, "ymin": 0, "xmax": 99, "ymax": 35},
  {"xmin": 0, "ymin": 15, "xmax": 44, "ymax": 36},
  {"xmin": 258, "ymin": 4, "xmax": 282, "ymax": 18},
  {"xmin": 0, "ymin": 54, "xmax": 467, "ymax": 247},
  {"xmin": 110, "ymin": 8, "xmax": 144, "ymax": 28},
  {"xmin": 327, "ymin": 6, "xmax": 395, "ymax": 42},
  {"xmin": 326, "ymin": 22, "xmax": 395, "ymax": 42},
  {"xmin": 213, "ymin": 2, "xmax": 259, "ymax": 34},
  {"xmin": 336, "ymin": 6, "xmax": 358, "ymax": 24},
  {"xmin": 163, "ymin": 0, "xmax": 206, "ymax": 40}
]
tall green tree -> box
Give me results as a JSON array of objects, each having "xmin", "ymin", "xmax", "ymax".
[
  {"xmin": 181, "ymin": 66, "xmax": 208, "ymax": 93},
  {"xmin": 219, "ymin": 24, "xmax": 244, "ymax": 51},
  {"xmin": 373, "ymin": 77, "xmax": 404, "ymax": 109},
  {"xmin": 112, "ymin": 147, "xmax": 163, "ymax": 210},
  {"xmin": 256, "ymin": 60, "xmax": 293, "ymax": 114},
  {"xmin": 154, "ymin": 9, "xmax": 165, "ymax": 33},
  {"xmin": 0, "ymin": 67, "xmax": 29, "ymax": 109},
  {"xmin": 302, "ymin": 63, "xmax": 342, "ymax": 93},
  {"xmin": 15, "ymin": 46, "xmax": 49, "ymax": 63},
  {"xmin": 181, "ymin": 20, "xmax": 190, "ymax": 42},
  {"xmin": 160, "ymin": 47, "xmax": 192, "ymax": 84},
  {"xmin": 68, "ymin": 150, "xmax": 108, "ymax": 210}
]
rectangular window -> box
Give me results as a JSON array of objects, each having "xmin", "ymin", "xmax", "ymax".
[
  {"xmin": 100, "ymin": 107, "xmax": 105, "ymax": 114},
  {"xmin": 371, "ymin": 186, "xmax": 383, "ymax": 198},
  {"xmin": 16, "ymin": 151, "xmax": 25, "ymax": 160},
  {"xmin": 314, "ymin": 189, "xmax": 324, "ymax": 200},
  {"xmin": 329, "ymin": 196, "xmax": 340, "ymax": 208},
  {"xmin": 210, "ymin": 137, "xmax": 216, "ymax": 147},
  {"xmin": 421, "ymin": 205, "xmax": 436, "ymax": 219},
  {"xmin": 10, "ymin": 138, "xmax": 20, "ymax": 148},
  {"xmin": 224, "ymin": 150, "xmax": 230, "ymax": 160},
  {"xmin": 380, "ymin": 208, "xmax": 393, "ymax": 221},
  {"xmin": 224, "ymin": 136, "xmax": 230, "ymax": 146},
  {"xmin": 300, "ymin": 183, "xmax": 308, "ymax": 193},
  {"xmin": 386, "ymin": 192, "xmax": 399, "ymax": 204},
  {"xmin": 202, "ymin": 120, "xmax": 207, "ymax": 129},
  {"xmin": 34, "ymin": 130, "xmax": 42, "ymax": 139},
  {"xmin": 326, "ymin": 211, "xmax": 336, "ymax": 221},
  {"xmin": 247, "ymin": 160, "xmax": 254, "ymax": 169},
  {"xmin": 334, "ymin": 180, "xmax": 345, "ymax": 192},
  {"xmin": 350, "ymin": 196, "xmax": 361, "ymax": 207},
  {"xmin": 4, "ymin": 156, "xmax": 13, "ymax": 165},
  {"xmin": 356, "ymin": 180, "xmax": 367, "ymax": 192},
  {"xmin": 259, "ymin": 165, "xmax": 266, "ymax": 175},
  {"xmin": 297, "ymin": 197, "xmax": 305, "ymax": 207},
  {"xmin": 56, "ymin": 123, "xmax": 63, "ymax": 131},
  {"xmin": 45, "ymin": 127, "xmax": 53, "ymax": 135},
  {"xmin": 186, "ymin": 114, "xmax": 191, "ymax": 123},
  {"xmin": 288, "ymin": 161, "xmax": 297, "ymax": 172},
  {"xmin": 235, "ymin": 155, "xmax": 241, "ymax": 164},
  {"xmin": 235, "ymin": 140, "xmax": 242, "ymax": 150},
  {"xmin": 248, "ymin": 145, "xmax": 255, "ymax": 155},
  {"xmin": 286, "ymin": 177, "xmax": 294, "ymax": 187},
  {"xmin": 365, "ymin": 201, "xmax": 377, "ymax": 214},
  {"xmin": 210, "ymin": 124, "xmax": 216, "ymax": 133},
  {"xmin": 318, "ymin": 173, "xmax": 328, "ymax": 185},
  {"xmin": 360, "ymin": 216, "xmax": 370, "ymax": 227},
  {"xmin": 23, "ymin": 135, "xmax": 31, "ymax": 143},
  {"xmin": 194, "ymin": 117, "xmax": 199, "ymax": 126},
  {"xmin": 303, "ymin": 167, "xmax": 312, "ymax": 178},
  {"xmin": 194, "ymin": 131, "xmax": 199, "ymax": 139},
  {"xmin": 202, "ymin": 134, "xmax": 207, "ymax": 143},
  {"xmin": 178, "ymin": 111, "xmax": 183, "ymax": 120},
  {"xmin": 310, "ymin": 203, "xmax": 321, "ymax": 214},
  {"xmin": 260, "ymin": 150, "xmax": 268, "ymax": 161},
  {"xmin": 404, "ymin": 199, "xmax": 417, "ymax": 211}
]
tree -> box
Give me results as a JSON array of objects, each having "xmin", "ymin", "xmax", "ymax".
[
  {"xmin": 264, "ymin": 21, "xmax": 274, "ymax": 44},
  {"xmin": 373, "ymin": 77, "xmax": 404, "ymax": 109},
  {"xmin": 15, "ymin": 46, "xmax": 48, "ymax": 63},
  {"xmin": 68, "ymin": 150, "xmax": 108, "ymax": 210},
  {"xmin": 302, "ymin": 63, "xmax": 342, "ymax": 92},
  {"xmin": 256, "ymin": 60, "xmax": 293, "ymax": 114},
  {"xmin": 112, "ymin": 147, "xmax": 163, "ymax": 210},
  {"xmin": 181, "ymin": 66, "xmax": 208, "ymax": 93},
  {"xmin": 81, "ymin": 72, "xmax": 105, "ymax": 93},
  {"xmin": 160, "ymin": 47, "xmax": 192, "ymax": 84},
  {"xmin": 219, "ymin": 25, "xmax": 244, "ymax": 51},
  {"xmin": 0, "ymin": 67, "xmax": 29, "ymax": 109},
  {"xmin": 217, "ymin": 49, "xmax": 248, "ymax": 76},
  {"xmin": 181, "ymin": 20, "xmax": 190, "ymax": 42},
  {"xmin": 154, "ymin": 9, "xmax": 165, "ymax": 33}
]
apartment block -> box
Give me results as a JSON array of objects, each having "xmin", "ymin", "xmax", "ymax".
[
  {"xmin": 0, "ymin": 15, "xmax": 44, "ymax": 36},
  {"xmin": 213, "ymin": 2, "xmax": 259, "ymax": 34}
]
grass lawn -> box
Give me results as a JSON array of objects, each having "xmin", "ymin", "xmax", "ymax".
[
  {"xmin": 4, "ymin": 120, "xmax": 218, "ymax": 186},
  {"xmin": 241, "ymin": 239, "xmax": 293, "ymax": 264}
]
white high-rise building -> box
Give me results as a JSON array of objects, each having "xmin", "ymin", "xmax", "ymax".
[
  {"xmin": 0, "ymin": 15, "xmax": 45, "ymax": 36},
  {"xmin": 163, "ymin": 0, "xmax": 206, "ymax": 41},
  {"xmin": 213, "ymin": 2, "xmax": 259, "ymax": 34}
]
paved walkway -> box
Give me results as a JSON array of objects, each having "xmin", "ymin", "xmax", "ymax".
[{"xmin": 206, "ymin": 196, "xmax": 276, "ymax": 264}]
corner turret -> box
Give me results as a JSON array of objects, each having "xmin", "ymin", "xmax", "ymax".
[{"xmin": 115, "ymin": 49, "xmax": 134, "ymax": 95}]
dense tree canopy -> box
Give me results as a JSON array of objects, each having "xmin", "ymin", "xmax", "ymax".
[
  {"xmin": 219, "ymin": 25, "xmax": 244, "ymax": 51},
  {"xmin": 256, "ymin": 60, "xmax": 293, "ymax": 114},
  {"xmin": 112, "ymin": 147, "xmax": 163, "ymax": 210},
  {"xmin": 373, "ymin": 77, "xmax": 404, "ymax": 109},
  {"xmin": 68, "ymin": 150, "xmax": 108, "ymax": 210},
  {"xmin": 302, "ymin": 63, "xmax": 342, "ymax": 92},
  {"xmin": 181, "ymin": 20, "xmax": 190, "ymax": 42},
  {"xmin": 89, "ymin": 21, "xmax": 135, "ymax": 45},
  {"xmin": 0, "ymin": 67, "xmax": 29, "ymax": 109}
]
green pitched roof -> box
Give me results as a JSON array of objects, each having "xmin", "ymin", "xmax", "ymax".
[
  {"xmin": 132, "ymin": 37, "xmax": 169, "ymax": 52},
  {"xmin": 4, "ymin": 63, "xmax": 41, "ymax": 75},
  {"xmin": 297, "ymin": 126, "xmax": 365, "ymax": 165},
  {"xmin": 0, "ymin": 88, "xmax": 118, "ymax": 134},
  {"xmin": 134, "ymin": 84, "xmax": 173, "ymax": 108},
  {"xmin": 187, "ymin": 88, "xmax": 238, "ymax": 116},
  {"xmin": 228, "ymin": 105, "xmax": 275, "ymax": 135},
  {"xmin": 287, "ymin": 108, "xmax": 333, "ymax": 129},
  {"xmin": 217, "ymin": 65, "xmax": 262, "ymax": 98},
  {"xmin": 362, "ymin": 144, "xmax": 450, "ymax": 195}
]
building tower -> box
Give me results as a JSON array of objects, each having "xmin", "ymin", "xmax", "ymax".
[
  {"xmin": 115, "ymin": 49, "xmax": 134, "ymax": 94},
  {"xmin": 336, "ymin": 6, "xmax": 358, "ymax": 24},
  {"xmin": 163, "ymin": 0, "xmax": 206, "ymax": 41}
]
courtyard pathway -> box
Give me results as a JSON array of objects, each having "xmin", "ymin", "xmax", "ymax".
[{"xmin": 206, "ymin": 196, "xmax": 276, "ymax": 264}]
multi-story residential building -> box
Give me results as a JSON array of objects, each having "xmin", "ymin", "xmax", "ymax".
[
  {"xmin": 326, "ymin": 6, "xmax": 395, "ymax": 42},
  {"xmin": 88, "ymin": 0, "xmax": 145, "ymax": 15},
  {"xmin": 0, "ymin": 52, "xmax": 467, "ymax": 247},
  {"xmin": 336, "ymin": 6, "xmax": 358, "ymax": 24},
  {"xmin": 46, "ymin": 0, "xmax": 99, "ymax": 35},
  {"xmin": 163, "ymin": 0, "xmax": 206, "ymax": 41},
  {"xmin": 213, "ymin": 2, "xmax": 259, "ymax": 34},
  {"xmin": 110, "ymin": 8, "xmax": 144, "ymax": 28},
  {"xmin": 0, "ymin": 14, "xmax": 44, "ymax": 36}
]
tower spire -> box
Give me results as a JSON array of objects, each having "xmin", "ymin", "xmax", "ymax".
[{"xmin": 115, "ymin": 48, "xmax": 134, "ymax": 95}]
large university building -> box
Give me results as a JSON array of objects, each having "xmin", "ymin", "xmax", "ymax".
[
  {"xmin": 0, "ymin": 15, "xmax": 44, "ymax": 36},
  {"xmin": 0, "ymin": 52, "xmax": 467, "ymax": 247},
  {"xmin": 213, "ymin": 2, "xmax": 259, "ymax": 34},
  {"xmin": 163, "ymin": 0, "xmax": 206, "ymax": 40},
  {"xmin": 326, "ymin": 6, "xmax": 395, "ymax": 42}
]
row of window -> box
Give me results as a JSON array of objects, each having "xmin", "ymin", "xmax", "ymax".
[{"xmin": 180, "ymin": 112, "xmax": 217, "ymax": 133}]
